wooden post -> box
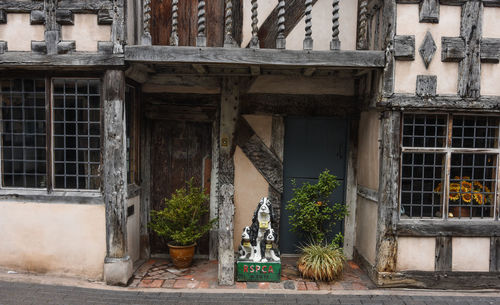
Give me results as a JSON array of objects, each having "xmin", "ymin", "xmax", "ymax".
[
  {"xmin": 197, "ymin": 0, "xmax": 207, "ymax": 47},
  {"xmin": 45, "ymin": 0, "xmax": 58, "ymax": 55},
  {"xmin": 268, "ymin": 116, "xmax": 284, "ymax": 246},
  {"xmin": 142, "ymin": 0, "xmax": 152, "ymax": 45},
  {"xmin": 209, "ymin": 108, "xmax": 221, "ymax": 261},
  {"xmin": 217, "ymin": 77, "xmax": 240, "ymax": 285},
  {"xmin": 103, "ymin": 70, "xmax": 132, "ymax": 285},
  {"xmin": 111, "ymin": 0, "xmax": 125, "ymax": 53},
  {"xmin": 356, "ymin": 0, "xmax": 368, "ymax": 50},
  {"xmin": 170, "ymin": 0, "xmax": 179, "ymax": 46},
  {"xmin": 382, "ymin": 0, "xmax": 396, "ymax": 98},
  {"xmin": 303, "ymin": 0, "xmax": 313, "ymax": 50},
  {"xmin": 276, "ymin": 0, "xmax": 286, "ymax": 49},
  {"xmin": 224, "ymin": 0, "xmax": 235, "ymax": 47},
  {"xmin": 343, "ymin": 118, "xmax": 359, "ymax": 259},
  {"xmin": 250, "ymin": 0, "xmax": 259, "ymax": 48},
  {"xmin": 139, "ymin": 118, "xmax": 151, "ymax": 259},
  {"xmin": 330, "ymin": 0, "xmax": 340, "ymax": 50}
]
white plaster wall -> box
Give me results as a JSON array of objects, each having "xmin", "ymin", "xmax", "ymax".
[
  {"xmin": 233, "ymin": 115, "xmax": 272, "ymax": 250},
  {"xmin": 242, "ymin": 0, "xmax": 277, "ymax": 47},
  {"xmin": 452, "ymin": 237, "xmax": 490, "ymax": 272},
  {"xmin": 0, "ymin": 14, "xmax": 44, "ymax": 51},
  {"xmin": 355, "ymin": 196, "xmax": 377, "ymax": 265},
  {"xmin": 127, "ymin": 196, "xmax": 141, "ymax": 264},
  {"xmin": 286, "ymin": 0, "xmax": 357, "ymax": 51},
  {"xmin": 396, "ymin": 237, "xmax": 435, "ymax": 271},
  {"xmin": 481, "ymin": 7, "xmax": 500, "ymax": 96},
  {"xmin": 395, "ymin": 4, "xmax": 461, "ymax": 95},
  {"xmin": 248, "ymin": 75, "xmax": 354, "ymax": 95},
  {"xmin": 357, "ymin": 110, "xmax": 380, "ymax": 190},
  {"xmin": 61, "ymin": 14, "xmax": 111, "ymax": 52},
  {"xmin": 0, "ymin": 202, "xmax": 106, "ymax": 280}
]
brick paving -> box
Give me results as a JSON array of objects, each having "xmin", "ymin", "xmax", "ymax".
[
  {"xmin": 130, "ymin": 257, "xmax": 375, "ymax": 291},
  {"xmin": 1, "ymin": 280, "xmax": 500, "ymax": 305}
]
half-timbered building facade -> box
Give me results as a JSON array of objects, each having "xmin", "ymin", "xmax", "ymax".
[{"xmin": 0, "ymin": 0, "xmax": 499, "ymax": 288}]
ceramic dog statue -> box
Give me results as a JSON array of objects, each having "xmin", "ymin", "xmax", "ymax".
[
  {"xmin": 238, "ymin": 226, "xmax": 254, "ymax": 260},
  {"xmin": 260, "ymin": 228, "xmax": 280, "ymax": 262},
  {"xmin": 251, "ymin": 197, "xmax": 275, "ymax": 262}
]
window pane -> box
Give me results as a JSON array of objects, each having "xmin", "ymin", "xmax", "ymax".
[
  {"xmin": 53, "ymin": 79, "xmax": 101, "ymax": 190},
  {"xmin": 0, "ymin": 79, "xmax": 47, "ymax": 188},
  {"xmin": 448, "ymin": 153, "xmax": 496, "ymax": 219},
  {"xmin": 402, "ymin": 114, "xmax": 447, "ymax": 147},
  {"xmin": 452, "ymin": 116, "xmax": 499, "ymax": 149},
  {"xmin": 401, "ymin": 152, "xmax": 445, "ymax": 219}
]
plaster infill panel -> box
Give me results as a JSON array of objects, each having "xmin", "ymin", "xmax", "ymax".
[
  {"xmin": 481, "ymin": 7, "xmax": 500, "ymax": 96},
  {"xmin": 0, "ymin": 202, "xmax": 106, "ymax": 280},
  {"xmin": 355, "ymin": 196, "xmax": 378, "ymax": 265},
  {"xmin": 396, "ymin": 237, "xmax": 435, "ymax": 271},
  {"xmin": 234, "ymin": 146, "xmax": 270, "ymax": 251},
  {"xmin": 286, "ymin": 0, "xmax": 357, "ymax": 51},
  {"xmin": 452, "ymin": 237, "xmax": 490, "ymax": 272},
  {"xmin": 0, "ymin": 14, "xmax": 44, "ymax": 51},
  {"xmin": 357, "ymin": 110, "xmax": 380, "ymax": 190},
  {"xmin": 127, "ymin": 196, "xmax": 141, "ymax": 263},
  {"xmin": 244, "ymin": 115, "xmax": 272, "ymax": 147},
  {"xmin": 394, "ymin": 4, "xmax": 460, "ymax": 95},
  {"xmin": 61, "ymin": 14, "xmax": 111, "ymax": 52}
]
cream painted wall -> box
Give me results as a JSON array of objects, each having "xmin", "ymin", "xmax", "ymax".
[
  {"xmin": 0, "ymin": 14, "xmax": 44, "ymax": 51},
  {"xmin": 127, "ymin": 196, "xmax": 141, "ymax": 263},
  {"xmin": 233, "ymin": 115, "xmax": 272, "ymax": 250},
  {"xmin": 357, "ymin": 111, "xmax": 380, "ymax": 190},
  {"xmin": 355, "ymin": 197, "xmax": 378, "ymax": 265},
  {"xmin": 396, "ymin": 237, "xmax": 435, "ymax": 271},
  {"xmin": 481, "ymin": 7, "xmax": 500, "ymax": 96},
  {"xmin": 0, "ymin": 202, "xmax": 106, "ymax": 280},
  {"xmin": 395, "ymin": 4, "xmax": 461, "ymax": 95},
  {"xmin": 286, "ymin": 0, "xmax": 357, "ymax": 51},
  {"xmin": 241, "ymin": 0, "xmax": 356, "ymax": 50},
  {"xmin": 61, "ymin": 14, "xmax": 111, "ymax": 52},
  {"xmin": 452, "ymin": 237, "xmax": 490, "ymax": 272}
]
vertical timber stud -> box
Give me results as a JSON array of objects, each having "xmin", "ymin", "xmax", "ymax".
[
  {"xmin": 250, "ymin": 0, "xmax": 259, "ymax": 48},
  {"xmin": 382, "ymin": 0, "xmax": 396, "ymax": 98},
  {"xmin": 435, "ymin": 236, "xmax": 452, "ymax": 272},
  {"xmin": 458, "ymin": 1, "xmax": 482, "ymax": 99},
  {"xmin": 330, "ymin": 0, "xmax": 341, "ymax": 50},
  {"xmin": 142, "ymin": 0, "xmax": 152, "ymax": 45},
  {"xmin": 197, "ymin": 0, "xmax": 207, "ymax": 47},
  {"xmin": 276, "ymin": 0, "xmax": 286, "ymax": 49},
  {"xmin": 268, "ymin": 116, "xmax": 284, "ymax": 247},
  {"xmin": 375, "ymin": 111, "xmax": 400, "ymax": 282},
  {"xmin": 343, "ymin": 119, "xmax": 359, "ymax": 260},
  {"xmin": 224, "ymin": 0, "xmax": 235, "ymax": 47},
  {"xmin": 139, "ymin": 118, "xmax": 152, "ymax": 259},
  {"xmin": 303, "ymin": 0, "xmax": 313, "ymax": 50},
  {"xmin": 112, "ymin": 0, "xmax": 125, "ymax": 53},
  {"xmin": 103, "ymin": 70, "xmax": 132, "ymax": 285},
  {"xmin": 356, "ymin": 0, "xmax": 368, "ymax": 50},
  {"xmin": 45, "ymin": 0, "xmax": 58, "ymax": 55},
  {"xmin": 209, "ymin": 107, "xmax": 221, "ymax": 260},
  {"xmin": 218, "ymin": 77, "xmax": 240, "ymax": 285}
]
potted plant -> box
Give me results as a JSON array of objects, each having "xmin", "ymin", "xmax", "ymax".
[
  {"xmin": 435, "ymin": 176, "xmax": 493, "ymax": 218},
  {"xmin": 150, "ymin": 178, "xmax": 217, "ymax": 268},
  {"xmin": 286, "ymin": 169, "xmax": 348, "ymax": 281}
]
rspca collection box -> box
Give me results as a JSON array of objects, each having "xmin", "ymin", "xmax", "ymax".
[{"xmin": 236, "ymin": 261, "xmax": 281, "ymax": 282}]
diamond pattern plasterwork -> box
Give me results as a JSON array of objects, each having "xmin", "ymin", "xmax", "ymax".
[{"xmin": 419, "ymin": 31, "xmax": 437, "ymax": 69}]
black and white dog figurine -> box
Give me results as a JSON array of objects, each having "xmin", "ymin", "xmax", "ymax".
[
  {"xmin": 260, "ymin": 228, "xmax": 280, "ymax": 262},
  {"xmin": 238, "ymin": 226, "xmax": 254, "ymax": 260},
  {"xmin": 251, "ymin": 197, "xmax": 275, "ymax": 262}
]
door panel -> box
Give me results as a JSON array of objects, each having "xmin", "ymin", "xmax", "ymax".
[
  {"xmin": 150, "ymin": 120, "xmax": 212, "ymax": 254},
  {"xmin": 280, "ymin": 117, "xmax": 348, "ymax": 254}
]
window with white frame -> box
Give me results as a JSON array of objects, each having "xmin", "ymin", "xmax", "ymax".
[
  {"xmin": 0, "ymin": 78, "xmax": 101, "ymax": 191},
  {"xmin": 400, "ymin": 114, "xmax": 499, "ymax": 219}
]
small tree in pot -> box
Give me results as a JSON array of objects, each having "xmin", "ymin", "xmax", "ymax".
[{"xmin": 150, "ymin": 178, "xmax": 217, "ymax": 268}]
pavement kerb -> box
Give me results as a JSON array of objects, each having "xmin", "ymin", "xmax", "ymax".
[{"xmin": 1, "ymin": 268, "xmax": 500, "ymax": 298}]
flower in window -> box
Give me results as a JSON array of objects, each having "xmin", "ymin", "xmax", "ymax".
[{"xmin": 435, "ymin": 177, "xmax": 493, "ymax": 205}]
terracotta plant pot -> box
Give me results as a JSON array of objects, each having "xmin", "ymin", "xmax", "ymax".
[
  {"xmin": 450, "ymin": 206, "xmax": 471, "ymax": 218},
  {"xmin": 168, "ymin": 243, "xmax": 196, "ymax": 268}
]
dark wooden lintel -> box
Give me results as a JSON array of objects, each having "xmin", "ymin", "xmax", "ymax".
[
  {"xmin": 481, "ymin": 38, "xmax": 500, "ymax": 63},
  {"xmin": 397, "ymin": 221, "xmax": 500, "ymax": 237},
  {"xmin": 419, "ymin": 0, "xmax": 439, "ymax": 23},
  {"xmin": 57, "ymin": 0, "xmax": 113, "ymax": 12},
  {"xmin": 0, "ymin": 53, "xmax": 124, "ymax": 67},
  {"xmin": 125, "ymin": 46, "xmax": 386, "ymax": 68},
  {"xmin": 0, "ymin": 9, "xmax": 5, "ymax": 23},
  {"xmin": 56, "ymin": 9, "xmax": 74, "ymax": 25},
  {"xmin": 394, "ymin": 35, "xmax": 415, "ymax": 61},
  {"xmin": 30, "ymin": 10, "xmax": 45, "ymax": 25},
  {"xmin": 98, "ymin": 9, "xmax": 113, "ymax": 25},
  {"xmin": 380, "ymin": 94, "xmax": 500, "ymax": 111},
  {"xmin": 441, "ymin": 37, "xmax": 465, "ymax": 62},
  {"xmin": 0, "ymin": 2, "xmax": 43, "ymax": 12}
]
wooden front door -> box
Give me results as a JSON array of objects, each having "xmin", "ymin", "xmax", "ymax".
[
  {"xmin": 150, "ymin": 120, "xmax": 212, "ymax": 254},
  {"xmin": 280, "ymin": 117, "xmax": 348, "ymax": 254}
]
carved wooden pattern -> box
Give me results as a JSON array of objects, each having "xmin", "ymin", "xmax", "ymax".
[
  {"xmin": 276, "ymin": 0, "xmax": 286, "ymax": 49},
  {"xmin": 303, "ymin": 0, "xmax": 313, "ymax": 50},
  {"xmin": 250, "ymin": 0, "xmax": 259, "ymax": 48},
  {"xmin": 330, "ymin": 0, "xmax": 340, "ymax": 50},
  {"xmin": 143, "ymin": 0, "xmax": 152, "ymax": 45},
  {"xmin": 170, "ymin": 0, "xmax": 179, "ymax": 46},
  {"xmin": 419, "ymin": 31, "xmax": 436, "ymax": 69},
  {"xmin": 356, "ymin": 0, "xmax": 368, "ymax": 50},
  {"xmin": 224, "ymin": 0, "xmax": 234, "ymax": 46},
  {"xmin": 197, "ymin": 0, "xmax": 206, "ymax": 46}
]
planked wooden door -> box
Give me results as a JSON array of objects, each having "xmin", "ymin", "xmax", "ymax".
[
  {"xmin": 150, "ymin": 0, "xmax": 225, "ymax": 47},
  {"xmin": 150, "ymin": 120, "xmax": 212, "ymax": 254}
]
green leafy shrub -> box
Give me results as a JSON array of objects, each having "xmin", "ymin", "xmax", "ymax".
[
  {"xmin": 297, "ymin": 241, "xmax": 346, "ymax": 281},
  {"xmin": 286, "ymin": 169, "xmax": 348, "ymax": 243},
  {"xmin": 149, "ymin": 178, "xmax": 217, "ymax": 246}
]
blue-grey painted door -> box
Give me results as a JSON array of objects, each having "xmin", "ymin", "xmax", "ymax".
[{"xmin": 280, "ymin": 117, "xmax": 348, "ymax": 254}]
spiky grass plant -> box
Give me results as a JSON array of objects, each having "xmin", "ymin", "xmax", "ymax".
[{"xmin": 297, "ymin": 241, "xmax": 346, "ymax": 282}]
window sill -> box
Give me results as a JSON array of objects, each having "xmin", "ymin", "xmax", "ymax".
[
  {"xmin": 397, "ymin": 219, "xmax": 500, "ymax": 237},
  {"xmin": 0, "ymin": 189, "xmax": 103, "ymax": 205}
]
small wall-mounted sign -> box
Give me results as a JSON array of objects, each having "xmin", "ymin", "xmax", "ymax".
[
  {"xmin": 236, "ymin": 261, "xmax": 281, "ymax": 282},
  {"xmin": 221, "ymin": 137, "xmax": 229, "ymax": 147}
]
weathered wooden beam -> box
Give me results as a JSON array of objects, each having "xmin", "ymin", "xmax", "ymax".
[
  {"xmin": 98, "ymin": 9, "xmax": 113, "ymax": 25},
  {"xmin": 139, "ymin": 117, "xmax": 151, "ymax": 260},
  {"xmin": 111, "ymin": 0, "xmax": 125, "ymax": 53},
  {"xmin": 344, "ymin": 119, "xmax": 359, "ymax": 260},
  {"xmin": 209, "ymin": 107, "xmax": 220, "ymax": 261},
  {"xmin": 218, "ymin": 77, "xmax": 240, "ymax": 286},
  {"xmin": 144, "ymin": 104, "xmax": 216, "ymax": 122},
  {"xmin": 57, "ymin": 41, "xmax": 76, "ymax": 54},
  {"xmin": 0, "ymin": 2, "xmax": 43, "ymax": 12},
  {"xmin": 57, "ymin": 0, "xmax": 113, "ymax": 12},
  {"xmin": 394, "ymin": 35, "xmax": 415, "ymax": 61},
  {"xmin": 56, "ymin": 10, "xmax": 74, "ymax": 25},
  {"xmin": 0, "ymin": 53, "xmax": 124, "ymax": 67},
  {"xmin": 435, "ymin": 236, "xmax": 452, "ymax": 272},
  {"xmin": 396, "ymin": 221, "xmax": 500, "ymax": 237},
  {"xmin": 483, "ymin": 0, "xmax": 500, "ymax": 7},
  {"xmin": 481, "ymin": 38, "xmax": 500, "ymax": 63},
  {"xmin": 490, "ymin": 237, "xmax": 500, "ymax": 272},
  {"xmin": 236, "ymin": 118, "xmax": 283, "ymax": 194},
  {"xmin": 303, "ymin": 67, "xmax": 316, "ymax": 77},
  {"xmin": 458, "ymin": 1, "xmax": 482, "ymax": 99},
  {"xmin": 0, "ymin": 10, "xmax": 5, "ymax": 23},
  {"xmin": 416, "ymin": 75, "xmax": 437, "ymax": 97},
  {"xmin": 375, "ymin": 111, "xmax": 400, "ymax": 273},
  {"xmin": 0, "ymin": 41, "xmax": 7, "ymax": 54},
  {"xmin": 382, "ymin": 0, "xmax": 396, "ymax": 97},
  {"xmin": 419, "ymin": 0, "xmax": 439, "ymax": 23},
  {"xmin": 441, "ymin": 37, "xmax": 465, "ymax": 62},
  {"xmin": 250, "ymin": 65, "xmax": 260, "ymax": 76},
  {"xmin": 30, "ymin": 10, "xmax": 45, "ymax": 25},
  {"xmin": 357, "ymin": 0, "xmax": 369, "ymax": 50},
  {"xmin": 192, "ymin": 64, "xmax": 208, "ymax": 75},
  {"xmin": 125, "ymin": 46, "xmax": 386, "ymax": 68},
  {"xmin": 380, "ymin": 94, "xmax": 500, "ymax": 112},
  {"xmin": 103, "ymin": 70, "xmax": 132, "ymax": 285},
  {"xmin": 31, "ymin": 41, "xmax": 47, "ymax": 54},
  {"xmin": 357, "ymin": 185, "xmax": 379, "ymax": 203},
  {"xmin": 267, "ymin": 115, "xmax": 284, "ymax": 247}
]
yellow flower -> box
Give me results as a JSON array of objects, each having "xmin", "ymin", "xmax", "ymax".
[
  {"xmin": 461, "ymin": 181, "xmax": 472, "ymax": 192},
  {"xmin": 473, "ymin": 192, "xmax": 484, "ymax": 205},
  {"xmin": 462, "ymin": 193, "xmax": 472, "ymax": 203},
  {"xmin": 434, "ymin": 183, "xmax": 442, "ymax": 192}
]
